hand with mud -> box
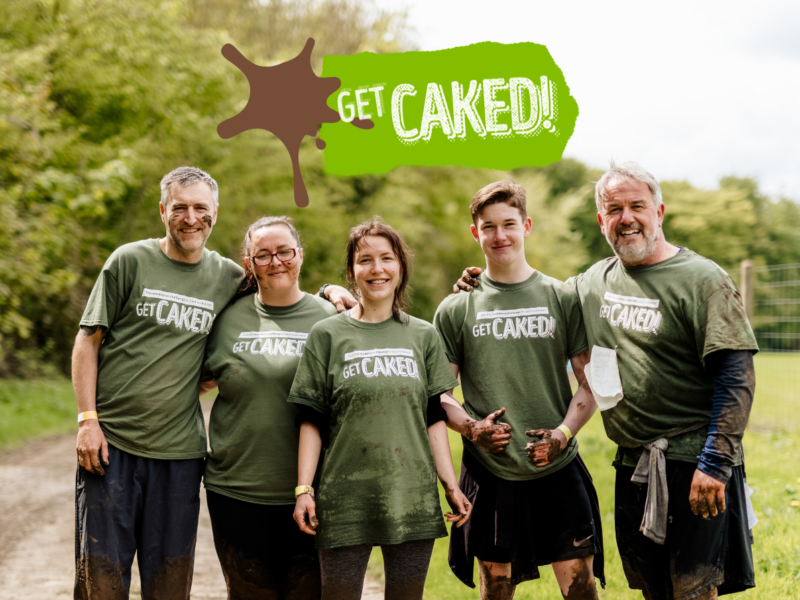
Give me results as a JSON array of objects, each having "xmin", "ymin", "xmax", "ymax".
[
  {"xmin": 294, "ymin": 493, "xmax": 319, "ymax": 535},
  {"xmin": 76, "ymin": 420, "xmax": 109, "ymax": 475},
  {"xmin": 443, "ymin": 486, "xmax": 473, "ymax": 528},
  {"xmin": 689, "ymin": 468, "xmax": 727, "ymax": 518},
  {"xmin": 325, "ymin": 285, "xmax": 358, "ymax": 313},
  {"xmin": 466, "ymin": 408, "xmax": 512, "ymax": 454},
  {"xmin": 525, "ymin": 429, "xmax": 567, "ymax": 467},
  {"xmin": 452, "ymin": 266, "xmax": 484, "ymax": 294}
]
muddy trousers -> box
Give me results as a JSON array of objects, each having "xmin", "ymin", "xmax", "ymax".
[
  {"xmin": 318, "ymin": 538, "xmax": 435, "ymax": 600},
  {"xmin": 74, "ymin": 443, "xmax": 204, "ymax": 600},
  {"xmin": 206, "ymin": 489, "xmax": 321, "ymax": 599}
]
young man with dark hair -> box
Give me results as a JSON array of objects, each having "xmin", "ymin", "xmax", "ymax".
[
  {"xmin": 455, "ymin": 162, "xmax": 758, "ymax": 600},
  {"xmin": 434, "ymin": 180, "xmax": 604, "ymax": 600}
]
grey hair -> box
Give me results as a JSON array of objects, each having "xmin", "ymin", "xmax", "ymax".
[
  {"xmin": 160, "ymin": 166, "xmax": 219, "ymax": 207},
  {"xmin": 594, "ymin": 160, "xmax": 662, "ymax": 212},
  {"xmin": 243, "ymin": 216, "xmax": 302, "ymax": 257}
]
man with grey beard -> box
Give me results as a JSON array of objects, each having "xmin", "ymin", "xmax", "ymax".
[{"xmin": 455, "ymin": 161, "xmax": 758, "ymax": 600}]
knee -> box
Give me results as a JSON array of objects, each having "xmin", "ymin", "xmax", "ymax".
[{"xmin": 555, "ymin": 558, "xmax": 597, "ymax": 600}]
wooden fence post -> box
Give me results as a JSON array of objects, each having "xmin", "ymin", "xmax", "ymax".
[{"xmin": 741, "ymin": 260, "xmax": 754, "ymax": 325}]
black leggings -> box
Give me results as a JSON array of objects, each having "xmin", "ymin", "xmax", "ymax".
[
  {"xmin": 206, "ymin": 489, "xmax": 321, "ymax": 599},
  {"xmin": 319, "ymin": 538, "xmax": 435, "ymax": 600}
]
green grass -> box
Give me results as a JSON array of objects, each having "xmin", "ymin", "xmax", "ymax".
[
  {"xmin": 0, "ymin": 378, "xmax": 78, "ymax": 451},
  {"xmin": 2, "ymin": 354, "xmax": 799, "ymax": 598},
  {"xmin": 367, "ymin": 354, "xmax": 800, "ymax": 599}
]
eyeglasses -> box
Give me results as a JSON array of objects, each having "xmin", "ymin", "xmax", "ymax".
[{"xmin": 249, "ymin": 247, "xmax": 300, "ymax": 266}]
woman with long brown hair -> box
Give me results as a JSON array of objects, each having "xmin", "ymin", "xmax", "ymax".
[{"xmin": 289, "ymin": 217, "xmax": 472, "ymax": 599}]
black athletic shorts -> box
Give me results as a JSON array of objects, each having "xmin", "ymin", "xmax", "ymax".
[
  {"xmin": 206, "ymin": 489, "xmax": 321, "ymax": 599},
  {"xmin": 449, "ymin": 449, "xmax": 605, "ymax": 588},
  {"xmin": 615, "ymin": 461, "xmax": 755, "ymax": 600}
]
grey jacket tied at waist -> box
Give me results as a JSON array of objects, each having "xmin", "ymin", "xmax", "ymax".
[{"xmin": 631, "ymin": 438, "xmax": 670, "ymax": 545}]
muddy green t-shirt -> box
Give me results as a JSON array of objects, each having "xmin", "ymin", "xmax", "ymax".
[
  {"xmin": 568, "ymin": 249, "xmax": 758, "ymax": 466},
  {"xmin": 287, "ymin": 312, "xmax": 459, "ymax": 549},
  {"xmin": 202, "ymin": 293, "xmax": 337, "ymax": 504},
  {"xmin": 80, "ymin": 239, "xmax": 243, "ymax": 459},
  {"xmin": 434, "ymin": 271, "xmax": 588, "ymax": 481}
]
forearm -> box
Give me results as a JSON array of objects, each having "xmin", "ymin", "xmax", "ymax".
[
  {"xmin": 564, "ymin": 349, "xmax": 596, "ymax": 436},
  {"xmin": 698, "ymin": 350, "xmax": 755, "ymax": 483},
  {"xmin": 561, "ymin": 385, "xmax": 598, "ymax": 438},
  {"xmin": 199, "ymin": 379, "xmax": 218, "ymax": 397},
  {"xmin": 428, "ymin": 420, "xmax": 458, "ymax": 491},
  {"xmin": 72, "ymin": 330, "xmax": 103, "ymax": 412},
  {"xmin": 440, "ymin": 391, "xmax": 475, "ymax": 437},
  {"xmin": 297, "ymin": 422, "xmax": 322, "ymax": 485}
]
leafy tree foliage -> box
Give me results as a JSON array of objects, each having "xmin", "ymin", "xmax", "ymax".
[{"xmin": 1, "ymin": 0, "xmax": 798, "ymax": 376}]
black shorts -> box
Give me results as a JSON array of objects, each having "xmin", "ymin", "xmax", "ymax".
[
  {"xmin": 449, "ymin": 449, "xmax": 605, "ymax": 588},
  {"xmin": 206, "ymin": 489, "xmax": 321, "ymax": 599},
  {"xmin": 615, "ymin": 461, "xmax": 755, "ymax": 600}
]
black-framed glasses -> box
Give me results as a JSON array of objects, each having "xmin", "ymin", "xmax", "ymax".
[{"xmin": 249, "ymin": 247, "xmax": 300, "ymax": 266}]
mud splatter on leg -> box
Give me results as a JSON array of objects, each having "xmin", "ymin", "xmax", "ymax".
[{"xmin": 477, "ymin": 560, "xmax": 515, "ymax": 600}]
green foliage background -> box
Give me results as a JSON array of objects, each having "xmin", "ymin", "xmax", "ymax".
[{"xmin": 2, "ymin": 0, "xmax": 800, "ymax": 377}]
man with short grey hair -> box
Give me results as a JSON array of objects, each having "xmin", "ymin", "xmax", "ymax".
[
  {"xmin": 455, "ymin": 161, "xmax": 758, "ymax": 599},
  {"xmin": 72, "ymin": 166, "xmax": 353, "ymax": 598}
]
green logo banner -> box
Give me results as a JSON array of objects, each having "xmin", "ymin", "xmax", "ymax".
[{"xmin": 320, "ymin": 42, "xmax": 579, "ymax": 176}]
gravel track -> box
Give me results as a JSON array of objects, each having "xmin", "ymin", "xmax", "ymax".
[{"xmin": 0, "ymin": 402, "xmax": 382, "ymax": 599}]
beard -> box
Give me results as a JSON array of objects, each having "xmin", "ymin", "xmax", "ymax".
[
  {"xmin": 605, "ymin": 222, "xmax": 661, "ymax": 265},
  {"xmin": 167, "ymin": 223, "xmax": 211, "ymax": 253}
]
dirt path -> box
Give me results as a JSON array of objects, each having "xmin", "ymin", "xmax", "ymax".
[{"xmin": 0, "ymin": 402, "xmax": 383, "ymax": 599}]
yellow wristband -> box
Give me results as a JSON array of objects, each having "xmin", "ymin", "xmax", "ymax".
[
  {"xmin": 556, "ymin": 424, "xmax": 573, "ymax": 443},
  {"xmin": 78, "ymin": 411, "xmax": 98, "ymax": 423},
  {"xmin": 295, "ymin": 485, "xmax": 314, "ymax": 499}
]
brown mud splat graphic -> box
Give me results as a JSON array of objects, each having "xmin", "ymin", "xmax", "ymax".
[{"xmin": 218, "ymin": 38, "xmax": 373, "ymax": 207}]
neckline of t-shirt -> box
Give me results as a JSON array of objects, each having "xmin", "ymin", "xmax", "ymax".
[
  {"xmin": 340, "ymin": 311, "xmax": 398, "ymax": 329},
  {"xmin": 618, "ymin": 247, "xmax": 690, "ymax": 274},
  {"xmin": 481, "ymin": 270, "xmax": 541, "ymax": 291},
  {"xmin": 149, "ymin": 238, "xmax": 207, "ymax": 272},
  {"xmin": 254, "ymin": 292, "xmax": 312, "ymax": 316}
]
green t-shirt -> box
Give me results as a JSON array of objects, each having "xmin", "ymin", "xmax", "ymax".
[
  {"xmin": 568, "ymin": 249, "xmax": 759, "ymax": 466},
  {"xmin": 202, "ymin": 293, "xmax": 337, "ymax": 504},
  {"xmin": 287, "ymin": 312, "xmax": 459, "ymax": 549},
  {"xmin": 80, "ymin": 239, "xmax": 243, "ymax": 459},
  {"xmin": 434, "ymin": 271, "xmax": 588, "ymax": 481}
]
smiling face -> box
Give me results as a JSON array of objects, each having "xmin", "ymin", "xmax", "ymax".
[
  {"xmin": 247, "ymin": 224, "xmax": 303, "ymax": 294},
  {"xmin": 160, "ymin": 182, "xmax": 217, "ymax": 255},
  {"xmin": 352, "ymin": 235, "xmax": 401, "ymax": 307},
  {"xmin": 470, "ymin": 202, "xmax": 532, "ymax": 269},
  {"xmin": 597, "ymin": 178, "xmax": 665, "ymax": 266}
]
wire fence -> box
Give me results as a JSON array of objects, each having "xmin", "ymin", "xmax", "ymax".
[
  {"xmin": 728, "ymin": 262, "xmax": 800, "ymax": 353},
  {"xmin": 728, "ymin": 262, "xmax": 800, "ymax": 430}
]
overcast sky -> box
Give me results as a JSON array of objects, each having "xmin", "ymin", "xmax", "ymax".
[{"xmin": 371, "ymin": 0, "xmax": 800, "ymax": 200}]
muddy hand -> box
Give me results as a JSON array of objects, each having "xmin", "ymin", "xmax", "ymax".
[
  {"xmin": 293, "ymin": 494, "xmax": 318, "ymax": 535},
  {"xmin": 444, "ymin": 486, "xmax": 473, "ymax": 528},
  {"xmin": 326, "ymin": 285, "xmax": 358, "ymax": 313},
  {"xmin": 467, "ymin": 407, "xmax": 512, "ymax": 454},
  {"xmin": 76, "ymin": 420, "xmax": 109, "ymax": 475},
  {"xmin": 525, "ymin": 429, "xmax": 566, "ymax": 467},
  {"xmin": 689, "ymin": 468, "xmax": 726, "ymax": 518},
  {"xmin": 453, "ymin": 267, "xmax": 484, "ymax": 294}
]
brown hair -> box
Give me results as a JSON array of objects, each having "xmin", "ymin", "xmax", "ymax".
[
  {"xmin": 469, "ymin": 180, "xmax": 527, "ymax": 223},
  {"xmin": 345, "ymin": 217, "xmax": 412, "ymax": 324},
  {"xmin": 239, "ymin": 216, "xmax": 302, "ymax": 294}
]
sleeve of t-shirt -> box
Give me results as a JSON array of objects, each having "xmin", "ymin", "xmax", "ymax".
[
  {"xmin": 562, "ymin": 285, "xmax": 589, "ymax": 358},
  {"xmin": 432, "ymin": 299, "xmax": 464, "ymax": 366},
  {"xmin": 424, "ymin": 329, "xmax": 461, "ymax": 397},
  {"xmin": 79, "ymin": 256, "xmax": 124, "ymax": 331},
  {"xmin": 695, "ymin": 287, "xmax": 759, "ymax": 364},
  {"xmin": 287, "ymin": 335, "xmax": 331, "ymax": 415}
]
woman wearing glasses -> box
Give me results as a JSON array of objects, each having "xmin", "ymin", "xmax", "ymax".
[
  {"xmin": 200, "ymin": 216, "xmax": 351, "ymax": 599},
  {"xmin": 289, "ymin": 217, "xmax": 472, "ymax": 600}
]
